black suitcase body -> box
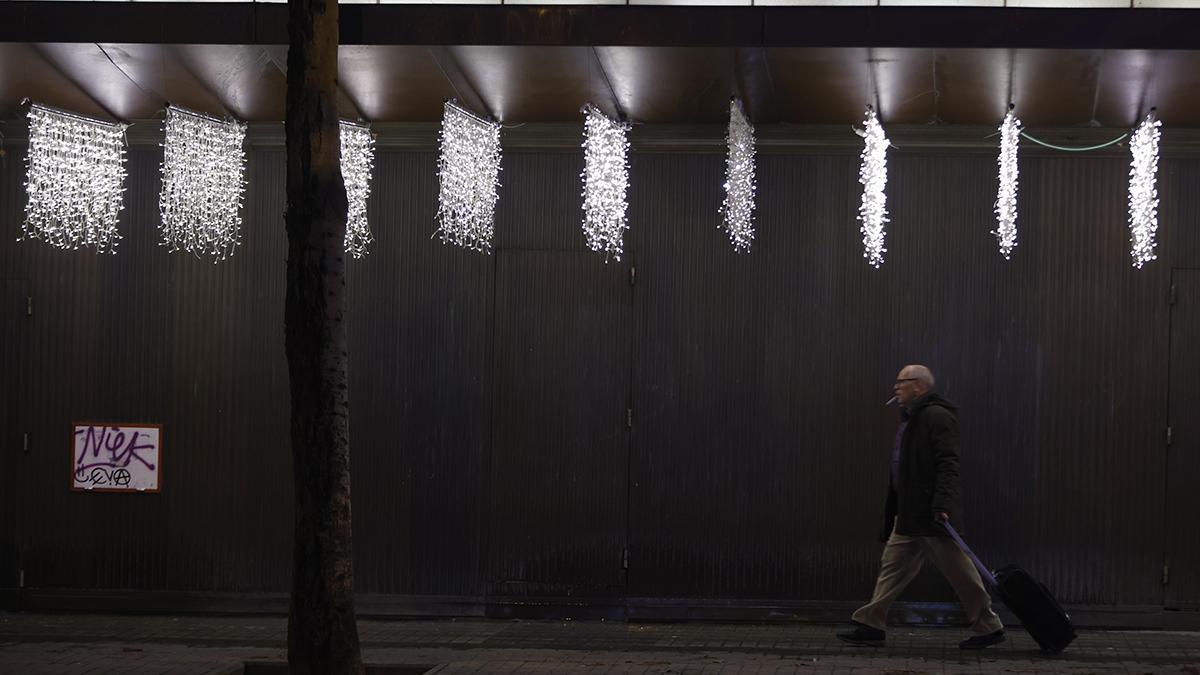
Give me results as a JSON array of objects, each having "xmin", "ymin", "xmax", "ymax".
[
  {"xmin": 943, "ymin": 523, "xmax": 1077, "ymax": 654},
  {"xmin": 993, "ymin": 564, "xmax": 1077, "ymax": 654}
]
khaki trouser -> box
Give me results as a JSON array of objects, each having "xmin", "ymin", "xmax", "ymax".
[{"xmin": 851, "ymin": 521, "xmax": 1004, "ymax": 635}]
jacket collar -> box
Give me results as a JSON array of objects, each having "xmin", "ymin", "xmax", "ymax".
[{"xmin": 902, "ymin": 391, "xmax": 953, "ymax": 420}]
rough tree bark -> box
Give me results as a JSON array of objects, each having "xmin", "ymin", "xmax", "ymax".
[{"xmin": 284, "ymin": 0, "xmax": 363, "ymax": 672}]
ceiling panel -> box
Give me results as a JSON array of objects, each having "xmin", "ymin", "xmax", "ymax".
[
  {"xmin": 449, "ymin": 46, "xmax": 595, "ymax": 123},
  {"xmin": 171, "ymin": 44, "xmax": 287, "ymax": 121},
  {"xmin": 338, "ymin": 46, "xmax": 457, "ymax": 123},
  {"xmin": 933, "ymin": 48, "xmax": 1012, "ymax": 126},
  {"xmin": 97, "ymin": 43, "xmax": 230, "ymax": 119},
  {"xmin": 870, "ymin": 47, "xmax": 936, "ymax": 124},
  {"xmin": 0, "ymin": 43, "xmax": 111, "ymax": 121},
  {"xmin": 32, "ymin": 43, "xmax": 164, "ymax": 121},
  {"xmin": 1010, "ymin": 49, "xmax": 1102, "ymax": 126},
  {"xmin": 594, "ymin": 46, "xmax": 740, "ymax": 123},
  {"xmin": 730, "ymin": 47, "xmax": 778, "ymax": 124},
  {"xmin": 1148, "ymin": 51, "xmax": 1200, "ymax": 128},
  {"xmin": 260, "ymin": 45, "xmax": 364, "ymax": 121},
  {"xmin": 1090, "ymin": 49, "xmax": 1158, "ymax": 128},
  {"xmin": 765, "ymin": 48, "xmax": 872, "ymax": 124}
]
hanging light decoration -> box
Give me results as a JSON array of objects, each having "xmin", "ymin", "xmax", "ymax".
[
  {"xmin": 581, "ymin": 103, "xmax": 631, "ymax": 262},
  {"xmin": 340, "ymin": 121, "xmax": 376, "ymax": 259},
  {"xmin": 720, "ymin": 97, "xmax": 756, "ymax": 253},
  {"xmin": 158, "ymin": 105, "xmax": 246, "ymax": 261},
  {"xmin": 1128, "ymin": 110, "xmax": 1161, "ymax": 269},
  {"xmin": 857, "ymin": 106, "xmax": 890, "ymax": 268},
  {"xmin": 993, "ymin": 106, "xmax": 1022, "ymax": 260},
  {"xmin": 435, "ymin": 100, "xmax": 501, "ymax": 253},
  {"xmin": 21, "ymin": 103, "xmax": 128, "ymax": 253}
]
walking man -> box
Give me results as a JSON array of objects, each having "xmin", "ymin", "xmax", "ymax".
[{"xmin": 837, "ymin": 365, "xmax": 1006, "ymax": 650}]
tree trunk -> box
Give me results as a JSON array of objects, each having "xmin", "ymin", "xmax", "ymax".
[{"xmin": 284, "ymin": 0, "xmax": 363, "ymax": 672}]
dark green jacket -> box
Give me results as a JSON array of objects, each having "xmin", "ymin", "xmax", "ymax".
[{"xmin": 880, "ymin": 392, "xmax": 964, "ymax": 541}]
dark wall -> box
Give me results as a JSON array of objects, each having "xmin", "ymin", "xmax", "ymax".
[{"xmin": 0, "ymin": 137, "xmax": 1195, "ymax": 612}]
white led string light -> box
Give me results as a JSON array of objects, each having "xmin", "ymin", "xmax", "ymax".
[
  {"xmin": 159, "ymin": 105, "xmax": 246, "ymax": 261},
  {"xmin": 720, "ymin": 98, "xmax": 756, "ymax": 253},
  {"xmin": 581, "ymin": 103, "xmax": 631, "ymax": 262},
  {"xmin": 340, "ymin": 121, "xmax": 376, "ymax": 259},
  {"xmin": 435, "ymin": 100, "xmax": 502, "ymax": 253},
  {"xmin": 857, "ymin": 106, "xmax": 889, "ymax": 268},
  {"xmin": 21, "ymin": 98, "xmax": 1162, "ymax": 270},
  {"xmin": 1128, "ymin": 110, "xmax": 1161, "ymax": 269},
  {"xmin": 22, "ymin": 103, "xmax": 128, "ymax": 253},
  {"xmin": 994, "ymin": 107, "xmax": 1022, "ymax": 260}
]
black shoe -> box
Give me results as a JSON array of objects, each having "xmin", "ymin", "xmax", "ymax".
[
  {"xmin": 836, "ymin": 622, "xmax": 885, "ymax": 647},
  {"xmin": 959, "ymin": 630, "xmax": 1006, "ymax": 650}
]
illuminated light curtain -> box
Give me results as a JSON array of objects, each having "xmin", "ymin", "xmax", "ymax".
[
  {"xmin": 580, "ymin": 103, "xmax": 631, "ymax": 262},
  {"xmin": 994, "ymin": 108, "xmax": 1022, "ymax": 260},
  {"xmin": 1128, "ymin": 111, "xmax": 1161, "ymax": 269},
  {"xmin": 435, "ymin": 100, "xmax": 501, "ymax": 253},
  {"xmin": 857, "ymin": 106, "xmax": 889, "ymax": 268},
  {"xmin": 720, "ymin": 98, "xmax": 756, "ymax": 253},
  {"xmin": 159, "ymin": 105, "xmax": 247, "ymax": 261},
  {"xmin": 22, "ymin": 103, "xmax": 128, "ymax": 253},
  {"xmin": 340, "ymin": 121, "xmax": 376, "ymax": 259}
]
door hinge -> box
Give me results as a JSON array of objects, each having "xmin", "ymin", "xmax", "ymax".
[
  {"xmin": 1163, "ymin": 564, "xmax": 1170, "ymax": 585},
  {"xmin": 26, "ymin": 296, "xmax": 32, "ymax": 316},
  {"xmin": 622, "ymin": 548, "xmax": 629, "ymax": 570},
  {"xmin": 629, "ymin": 266, "xmax": 636, "ymax": 287},
  {"xmin": 1166, "ymin": 426, "xmax": 1173, "ymax": 447},
  {"xmin": 1168, "ymin": 284, "xmax": 1176, "ymax": 306},
  {"xmin": 626, "ymin": 408, "xmax": 633, "ymax": 429}
]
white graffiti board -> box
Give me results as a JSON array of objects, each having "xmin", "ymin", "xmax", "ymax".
[{"xmin": 71, "ymin": 423, "xmax": 162, "ymax": 493}]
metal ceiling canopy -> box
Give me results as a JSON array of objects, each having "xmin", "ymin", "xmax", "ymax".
[
  {"xmin": 3, "ymin": 3, "xmax": 1200, "ymax": 126},
  {"xmin": 2, "ymin": 43, "xmax": 1198, "ymax": 127}
]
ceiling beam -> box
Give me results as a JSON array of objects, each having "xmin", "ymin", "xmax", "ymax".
[{"xmin": 7, "ymin": 4, "xmax": 1200, "ymax": 50}]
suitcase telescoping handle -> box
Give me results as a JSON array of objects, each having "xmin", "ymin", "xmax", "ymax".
[{"xmin": 942, "ymin": 522, "xmax": 999, "ymax": 588}]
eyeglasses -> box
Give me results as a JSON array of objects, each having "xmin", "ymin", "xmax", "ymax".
[{"xmin": 894, "ymin": 378, "xmax": 919, "ymax": 385}]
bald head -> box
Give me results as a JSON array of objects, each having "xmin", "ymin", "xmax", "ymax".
[
  {"xmin": 902, "ymin": 365, "xmax": 935, "ymax": 388},
  {"xmin": 894, "ymin": 364, "xmax": 936, "ymax": 407}
]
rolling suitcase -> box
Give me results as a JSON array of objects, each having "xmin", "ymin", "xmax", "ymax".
[{"xmin": 943, "ymin": 522, "xmax": 1077, "ymax": 654}]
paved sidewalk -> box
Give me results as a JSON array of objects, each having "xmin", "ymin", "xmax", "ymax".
[{"xmin": 2, "ymin": 612, "xmax": 1199, "ymax": 674}]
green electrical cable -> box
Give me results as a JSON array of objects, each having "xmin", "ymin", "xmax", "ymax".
[{"xmin": 1020, "ymin": 131, "xmax": 1128, "ymax": 152}]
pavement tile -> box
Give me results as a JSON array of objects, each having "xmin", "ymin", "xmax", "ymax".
[{"xmin": 1, "ymin": 613, "xmax": 1199, "ymax": 674}]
